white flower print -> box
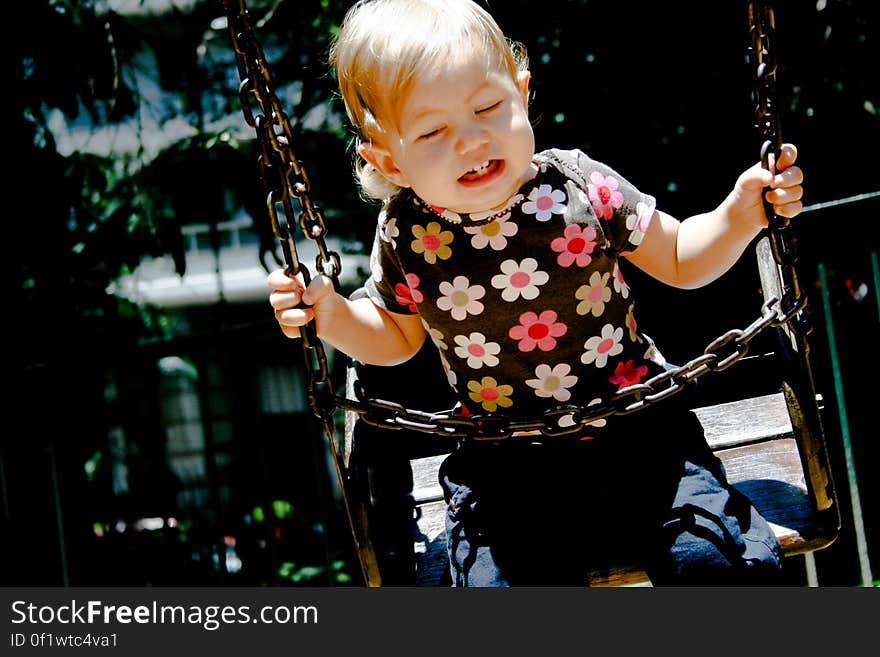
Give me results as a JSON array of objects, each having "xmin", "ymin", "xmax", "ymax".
[
  {"xmin": 522, "ymin": 184, "xmax": 566, "ymax": 221},
  {"xmin": 453, "ymin": 332, "xmax": 501, "ymax": 369},
  {"xmin": 643, "ymin": 340, "xmax": 666, "ymax": 367},
  {"xmin": 612, "ymin": 262, "xmax": 630, "ymax": 299},
  {"xmin": 557, "ymin": 398, "xmax": 606, "ymax": 430},
  {"xmin": 626, "ymin": 200, "xmax": 653, "ymax": 246},
  {"xmin": 575, "ymin": 271, "xmax": 612, "ymax": 317},
  {"xmin": 581, "ymin": 324, "xmax": 624, "ymax": 368},
  {"xmin": 463, "ymin": 213, "xmax": 519, "ymax": 250},
  {"xmin": 437, "ymin": 276, "xmax": 486, "ymax": 320},
  {"xmin": 491, "ymin": 258, "xmax": 549, "ymax": 302},
  {"xmin": 526, "ymin": 363, "xmax": 578, "ymax": 402},
  {"xmin": 585, "ymin": 398, "xmax": 608, "ymax": 428},
  {"xmin": 370, "ymin": 247, "xmax": 384, "ymax": 283},
  {"xmin": 380, "ymin": 212, "xmax": 399, "ymax": 247}
]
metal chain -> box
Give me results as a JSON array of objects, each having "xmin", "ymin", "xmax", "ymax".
[
  {"xmin": 748, "ymin": 0, "xmax": 811, "ymax": 336},
  {"xmin": 223, "ymin": 0, "xmax": 341, "ymax": 425},
  {"xmin": 223, "ymin": 0, "xmax": 384, "ymax": 588},
  {"xmin": 224, "ymin": 0, "xmax": 810, "ymax": 442}
]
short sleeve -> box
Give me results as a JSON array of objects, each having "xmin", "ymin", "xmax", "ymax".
[
  {"xmin": 362, "ymin": 208, "xmax": 419, "ymax": 315},
  {"xmin": 574, "ymin": 150, "xmax": 657, "ymax": 256}
]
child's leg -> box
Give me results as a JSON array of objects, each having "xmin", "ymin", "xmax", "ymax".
[
  {"xmin": 636, "ymin": 410, "xmax": 785, "ymax": 585},
  {"xmin": 438, "ymin": 442, "xmax": 600, "ymax": 587},
  {"xmin": 436, "ymin": 402, "xmax": 783, "ymax": 586},
  {"xmin": 439, "ymin": 471, "xmax": 510, "ymax": 587}
]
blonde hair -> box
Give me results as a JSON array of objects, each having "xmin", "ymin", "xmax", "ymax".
[{"xmin": 328, "ymin": 0, "xmax": 529, "ymax": 202}]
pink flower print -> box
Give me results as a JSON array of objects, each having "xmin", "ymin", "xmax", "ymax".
[
  {"xmin": 550, "ymin": 224, "xmax": 597, "ymax": 267},
  {"xmin": 467, "ymin": 376, "xmax": 514, "ymax": 412},
  {"xmin": 491, "ymin": 258, "xmax": 549, "ymax": 301},
  {"xmin": 437, "ymin": 276, "xmax": 485, "ymax": 320},
  {"xmin": 612, "ymin": 263, "xmax": 630, "ymax": 299},
  {"xmin": 587, "ymin": 172, "xmax": 624, "ymax": 220},
  {"xmin": 625, "ymin": 304, "xmax": 640, "ymax": 342},
  {"xmin": 526, "ymin": 363, "xmax": 579, "ymax": 402},
  {"xmin": 575, "ymin": 271, "xmax": 612, "ymax": 317},
  {"xmin": 438, "ymin": 349, "xmax": 458, "ymax": 388},
  {"xmin": 508, "ymin": 310, "xmax": 567, "ymax": 352},
  {"xmin": 625, "ymin": 200, "xmax": 654, "ymax": 246},
  {"xmin": 411, "ymin": 221, "xmax": 453, "ymax": 264},
  {"xmin": 608, "ymin": 359, "xmax": 649, "ymax": 390},
  {"xmin": 454, "ymin": 332, "xmax": 501, "ymax": 369},
  {"xmin": 581, "ymin": 324, "xmax": 625, "ymax": 368},
  {"xmin": 464, "ymin": 213, "xmax": 519, "ymax": 251},
  {"xmin": 522, "ymin": 184, "xmax": 567, "ymax": 221},
  {"xmin": 394, "ymin": 273, "xmax": 423, "ymax": 312}
]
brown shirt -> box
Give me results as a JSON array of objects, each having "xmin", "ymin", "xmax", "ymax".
[{"xmin": 365, "ymin": 148, "xmax": 665, "ymax": 430}]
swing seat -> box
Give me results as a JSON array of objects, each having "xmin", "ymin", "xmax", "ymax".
[{"xmin": 343, "ymin": 332, "xmax": 840, "ymax": 587}]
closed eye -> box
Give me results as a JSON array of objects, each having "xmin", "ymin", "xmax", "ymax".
[
  {"xmin": 418, "ymin": 126, "xmax": 444, "ymax": 141},
  {"xmin": 476, "ymin": 100, "xmax": 503, "ymax": 115}
]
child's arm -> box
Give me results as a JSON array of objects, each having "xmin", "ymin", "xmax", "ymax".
[
  {"xmin": 626, "ymin": 143, "xmax": 803, "ymax": 289},
  {"xmin": 268, "ymin": 269, "xmax": 427, "ymax": 366}
]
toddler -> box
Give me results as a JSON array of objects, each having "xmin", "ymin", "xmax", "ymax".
[{"xmin": 269, "ymin": 0, "xmax": 804, "ymax": 586}]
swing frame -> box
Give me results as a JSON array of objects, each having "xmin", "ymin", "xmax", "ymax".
[{"xmin": 223, "ymin": 0, "xmax": 840, "ymax": 586}]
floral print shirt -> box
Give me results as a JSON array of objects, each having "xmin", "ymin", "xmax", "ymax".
[{"xmin": 364, "ymin": 148, "xmax": 666, "ymax": 430}]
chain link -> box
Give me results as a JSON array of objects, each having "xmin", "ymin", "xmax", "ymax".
[
  {"xmin": 223, "ymin": 0, "xmax": 341, "ymax": 407},
  {"xmin": 748, "ymin": 0, "xmax": 812, "ymax": 335},
  {"xmin": 225, "ymin": 0, "xmax": 811, "ymax": 442}
]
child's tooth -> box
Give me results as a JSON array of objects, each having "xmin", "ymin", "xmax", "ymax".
[{"xmin": 466, "ymin": 161, "xmax": 491, "ymax": 176}]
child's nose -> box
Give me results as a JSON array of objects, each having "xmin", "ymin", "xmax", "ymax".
[{"xmin": 454, "ymin": 124, "xmax": 489, "ymax": 156}]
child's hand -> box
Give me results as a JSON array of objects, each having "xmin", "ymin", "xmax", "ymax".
[
  {"xmin": 267, "ymin": 269, "xmax": 339, "ymax": 339},
  {"xmin": 728, "ymin": 143, "xmax": 804, "ymax": 228}
]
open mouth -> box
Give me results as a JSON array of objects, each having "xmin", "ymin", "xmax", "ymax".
[{"xmin": 458, "ymin": 159, "xmax": 503, "ymax": 185}]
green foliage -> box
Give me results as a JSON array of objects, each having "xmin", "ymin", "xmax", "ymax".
[
  {"xmin": 278, "ymin": 558, "xmax": 352, "ymax": 585},
  {"xmin": 271, "ymin": 499, "xmax": 295, "ymax": 519},
  {"xmin": 16, "ymin": 0, "xmax": 364, "ymax": 365}
]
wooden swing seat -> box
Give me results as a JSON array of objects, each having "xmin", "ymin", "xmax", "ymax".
[{"xmin": 344, "ymin": 336, "xmax": 840, "ymax": 587}]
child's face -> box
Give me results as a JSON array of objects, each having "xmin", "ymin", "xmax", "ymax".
[{"xmin": 361, "ymin": 54, "xmax": 535, "ymax": 214}]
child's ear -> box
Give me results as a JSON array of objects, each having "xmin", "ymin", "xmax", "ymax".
[
  {"xmin": 517, "ymin": 70, "xmax": 531, "ymax": 106},
  {"xmin": 358, "ymin": 140, "xmax": 410, "ymax": 188}
]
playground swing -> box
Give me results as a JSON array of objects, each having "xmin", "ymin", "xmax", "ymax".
[{"xmin": 223, "ymin": 0, "xmax": 840, "ymax": 586}]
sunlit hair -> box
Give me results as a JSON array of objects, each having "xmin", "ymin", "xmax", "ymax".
[{"xmin": 328, "ymin": 0, "xmax": 529, "ymax": 201}]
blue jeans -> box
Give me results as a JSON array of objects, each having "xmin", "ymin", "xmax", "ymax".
[{"xmin": 438, "ymin": 400, "xmax": 784, "ymax": 586}]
